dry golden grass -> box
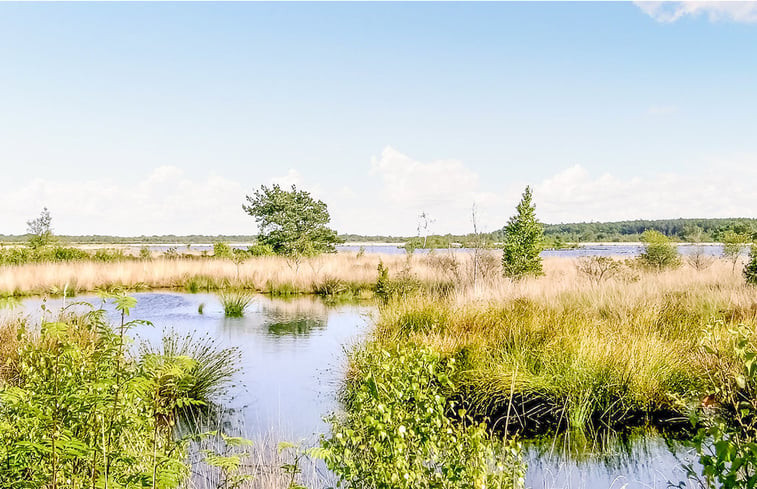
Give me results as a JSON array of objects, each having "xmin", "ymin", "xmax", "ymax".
[{"xmin": 0, "ymin": 251, "xmax": 751, "ymax": 301}]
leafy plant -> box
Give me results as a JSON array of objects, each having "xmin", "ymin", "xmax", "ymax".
[
  {"xmin": 723, "ymin": 231, "xmax": 750, "ymax": 272},
  {"xmin": 694, "ymin": 325, "xmax": 757, "ymax": 488},
  {"xmin": 321, "ymin": 343, "xmax": 525, "ymax": 489},
  {"xmin": 639, "ymin": 230, "xmax": 681, "ymax": 270},
  {"xmin": 744, "ymin": 245, "xmax": 757, "ymax": 286}
]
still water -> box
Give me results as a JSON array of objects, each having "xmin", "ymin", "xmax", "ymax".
[
  {"xmin": 19, "ymin": 292, "xmax": 701, "ymax": 489},
  {"xmin": 133, "ymin": 243, "xmax": 726, "ymax": 258}
]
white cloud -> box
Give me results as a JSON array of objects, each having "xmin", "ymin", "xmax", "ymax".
[
  {"xmin": 534, "ymin": 159, "xmax": 757, "ymax": 223},
  {"xmin": 3, "ymin": 151, "xmax": 757, "ymax": 237},
  {"xmin": 635, "ymin": 1, "xmax": 757, "ymax": 23},
  {"xmin": 366, "ymin": 147, "xmax": 503, "ymax": 235},
  {"xmin": 0, "ymin": 166, "xmax": 252, "ymax": 236},
  {"xmin": 270, "ymin": 169, "xmax": 303, "ymax": 187}
]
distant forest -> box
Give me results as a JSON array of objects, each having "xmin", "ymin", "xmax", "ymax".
[{"xmin": 1, "ymin": 218, "xmax": 755, "ymax": 247}]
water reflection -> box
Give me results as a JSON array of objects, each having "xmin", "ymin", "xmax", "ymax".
[{"xmin": 524, "ymin": 428, "xmax": 701, "ymax": 488}]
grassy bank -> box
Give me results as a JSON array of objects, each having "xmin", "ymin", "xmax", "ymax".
[
  {"xmin": 357, "ymin": 259, "xmax": 756, "ymax": 436},
  {"xmin": 0, "ymin": 251, "xmax": 482, "ymax": 297}
]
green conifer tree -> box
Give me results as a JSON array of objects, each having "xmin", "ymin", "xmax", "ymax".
[{"xmin": 502, "ymin": 186, "xmax": 544, "ymax": 279}]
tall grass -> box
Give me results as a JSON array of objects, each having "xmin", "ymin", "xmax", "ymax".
[
  {"xmin": 0, "ymin": 252, "xmax": 468, "ymax": 296},
  {"xmin": 367, "ymin": 259, "xmax": 757, "ymax": 436},
  {"xmin": 220, "ymin": 292, "xmax": 253, "ymax": 317}
]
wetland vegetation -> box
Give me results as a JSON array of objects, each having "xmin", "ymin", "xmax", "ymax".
[{"xmin": 3, "ymin": 190, "xmax": 757, "ymax": 489}]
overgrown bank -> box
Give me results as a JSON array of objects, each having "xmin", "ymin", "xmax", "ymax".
[{"xmin": 358, "ymin": 262, "xmax": 757, "ymax": 437}]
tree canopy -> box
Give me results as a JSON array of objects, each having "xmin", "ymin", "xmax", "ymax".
[{"xmin": 242, "ymin": 184, "xmax": 341, "ymax": 258}]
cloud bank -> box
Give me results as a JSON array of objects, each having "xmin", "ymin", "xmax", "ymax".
[{"xmin": 2, "ymin": 148, "xmax": 756, "ymax": 236}]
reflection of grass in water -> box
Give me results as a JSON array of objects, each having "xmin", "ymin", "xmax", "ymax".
[
  {"xmin": 182, "ymin": 406, "xmax": 333, "ymax": 489},
  {"xmin": 267, "ymin": 317, "xmax": 325, "ymax": 336},
  {"xmin": 524, "ymin": 426, "xmax": 691, "ymax": 467},
  {"xmin": 523, "ymin": 427, "xmax": 701, "ymax": 489}
]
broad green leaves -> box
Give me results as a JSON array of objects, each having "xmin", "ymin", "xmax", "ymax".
[{"xmin": 322, "ymin": 344, "xmax": 525, "ymax": 489}]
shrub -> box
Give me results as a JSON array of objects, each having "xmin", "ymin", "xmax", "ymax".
[
  {"xmin": 576, "ymin": 256, "xmax": 622, "ymax": 284},
  {"xmin": 0, "ymin": 299, "xmax": 198, "ymax": 486},
  {"xmin": 322, "ymin": 344, "xmax": 525, "ymax": 489},
  {"xmin": 745, "ymin": 245, "xmax": 757, "ymax": 286},
  {"xmin": 639, "ymin": 230, "xmax": 681, "ymax": 270},
  {"xmin": 247, "ymin": 243, "xmax": 274, "ymax": 256},
  {"xmin": 213, "ymin": 242, "xmax": 233, "ymax": 259},
  {"xmin": 139, "ymin": 246, "xmax": 153, "ymax": 260},
  {"xmin": 694, "ymin": 325, "xmax": 757, "ymax": 488}
]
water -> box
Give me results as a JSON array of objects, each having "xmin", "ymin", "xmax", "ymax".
[
  {"xmin": 126, "ymin": 243, "xmax": 727, "ymax": 258},
  {"xmin": 17, "ymin": 292, "xmax": 702, "ymax": 488},
  {"xmin": 20, "ymin": 292, "xmax": 373, "ymax": 439}
]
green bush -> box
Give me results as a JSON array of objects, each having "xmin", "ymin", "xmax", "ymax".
[
  {"xmin": 247, "ymin": 243, "xmax": 274, "ymax": 256},
  {"xmin": 639, "ymin": 230, "xmax": 681, "ymax": 270},
  {"xmin": 745, "ymin": 245, "xmax": 757, "ymax": 285},
  {"xmin": 322, "ymin": 344, "xmax": 525, "ymax": 489},
  {"xmin": 0, "ymin": 298, "xmax": 194, "ymax": 487},
  {"xmin": 694, "ymin": 325, "xmax": 757, "ymax": 488},
  {"xmin": 213, "ymin": 241, "xmax": 233, "ymax": 259}
]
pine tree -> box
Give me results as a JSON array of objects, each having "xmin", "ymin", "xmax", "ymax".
[{"xmin": 502, "ymin": 186, "xmax": 544, "ymax": 279}]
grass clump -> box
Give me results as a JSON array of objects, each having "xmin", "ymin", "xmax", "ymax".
[
  {"xmin": 220, "ymin": 291, "xmax": 252, "ymax": 317},
  {"xmin": 140, "ymin": 330, "xmax": 240, "ymax": 414}
]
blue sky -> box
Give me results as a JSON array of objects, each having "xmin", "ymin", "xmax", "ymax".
[{"xmin": 2, "ymin": 1, "xmax": 757, "ymax": 236}]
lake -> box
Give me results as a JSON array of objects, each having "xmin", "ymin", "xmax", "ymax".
[
  {"xmin": 19, "ymin": 292, "xmax": 702, "ymax": 488},
  {"xmin": 121, "ymin": 243, "xmax": 728, "ymax": 259}
]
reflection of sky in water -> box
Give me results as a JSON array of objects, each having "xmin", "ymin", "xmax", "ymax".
[
  {"xmin": 21, "ymin": 292, "xmax": 373, "ymax": 439},
  {"xmin": 19, "ymin": 293, "xmax": 704, "ymax": 488},
  {"xmin": 115, "ymin": 243, "xmax": 727, "ymax": 258}
]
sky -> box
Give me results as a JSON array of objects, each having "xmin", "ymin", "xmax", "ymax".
[{"xmin": 2, "ymin": 1, "xmax": 757, "ymax": 237}]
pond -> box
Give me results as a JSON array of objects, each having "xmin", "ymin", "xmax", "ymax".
[{"xmin": 19, "ymin": 292, "xmax": 702, "ymax": 488}]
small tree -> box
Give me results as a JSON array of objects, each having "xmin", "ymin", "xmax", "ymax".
[
  {"xmin": 686, "ymin": 245, "xmax": 715, "ymax": 272},
  {"xmin": 723, "ymin": 231, "xmax": 750, "ymax": 272},
  {"xmin": 502, "ymin": 186, "xmax": 544, "ymax": 279},
  {"xmin": 242, "ymin": 184, "xmax": 341, "ymax": 265},
  {"xmin": 26, "ymin": 207, "xmax": 54, "ymax": 249},
  {"xmin": 576, "ymin": 256, "xmax": 622, "ymax": 285},
  {"xmin": 639, "ymin": 230, "xmax": 681, "ymax": 270},
  {"xmin": 745, "ymin": 245, "xmax": 757, "ymax": 285}
]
